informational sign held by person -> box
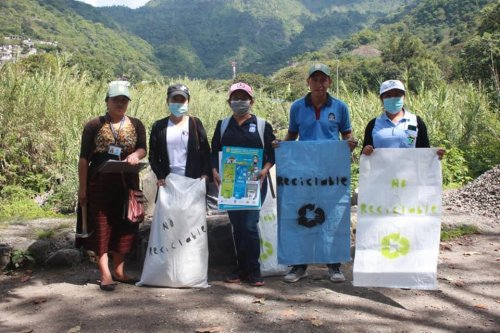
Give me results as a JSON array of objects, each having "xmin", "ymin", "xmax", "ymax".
[
  {"xmin": 218, "ymin": 146, "xmax": 263, "ymax": 211},
  {"xmin": 353, "ymin": 148, "xmax": 442, "ymax": 290},
  {"xmin": 276, "ymin": 141, "xmax": 351, "ymax": 265}
]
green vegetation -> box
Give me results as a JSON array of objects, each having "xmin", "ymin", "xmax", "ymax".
[
  {"xmin": 0, "ymin": 0, "xmax": 498, "ymax": 220},
  {"xmin": 0, "ymin": 185, "xmax": 61, "ymax": 223},
  {"xmin": 441, "ymin": 224, "xmax": 479, "ymax": 241},
  {"xmin": 10, "ymin": 249, "xmax": 35, "ymax": 268},
  {"xmin": 102, "ymin": 0, "xmax": 405, "ymax": 78},
  {"xmin": 0, "ymin": 0, "xmax": 160, "ymax": 80},
  {"xmin": 1, "ymin": 54, "xmax": 498, "ymax": 218},
  {"xmin": 36, "ymin": 229, "xmax": 56, "ymax": 239}
]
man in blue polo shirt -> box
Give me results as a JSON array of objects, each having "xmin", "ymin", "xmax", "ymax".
[{"xmin": 282, "ymin": 63, "xmax": 357, "ymax": 283}]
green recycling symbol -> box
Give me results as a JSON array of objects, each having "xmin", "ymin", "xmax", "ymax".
[
  {"xmin": 380, "ymin": 233, "xmax": 410, "ymax": 259},
  {"xmin": 259, "ymin": 239, "xmax": 274, "ymax": 261}
]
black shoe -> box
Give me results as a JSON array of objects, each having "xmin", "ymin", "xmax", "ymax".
[
  {"xmin": 112, "ymin": 276, "xmax": 139, "ymax": 285},
  {"xmin": 99, "ymin": 283, "xmax": 116, "ymax": 291}
]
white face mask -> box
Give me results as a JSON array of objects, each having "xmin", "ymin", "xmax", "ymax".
[{"xmin": 230, "ymin": 100, "xmax": 251, "ymax": 116}]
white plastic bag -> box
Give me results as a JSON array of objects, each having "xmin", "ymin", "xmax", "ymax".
[
  {"xmin": 353, "ymin": 149, "xmax": 442, "ymax": 290},
  {"xmin": 259, "ymin": 167, "xmax": 288, "ymax": 276},
  {"xmin": 137, "ymin": 173, "xmax": 209, "ymax": 288}
]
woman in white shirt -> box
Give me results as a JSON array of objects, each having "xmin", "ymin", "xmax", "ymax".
[{"xmin": 149, "ymin": 84, "xmax": 211, "ymax": 187}]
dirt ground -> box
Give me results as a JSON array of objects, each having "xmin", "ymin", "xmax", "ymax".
[{"xmin": 0, "ymin": 210, "xmax": 499, "ymax": 333}]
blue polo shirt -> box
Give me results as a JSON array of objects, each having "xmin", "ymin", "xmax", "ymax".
[
  {"xmin": 289, "ymin": 93, "xmax": 352, "ymax": 141},
  {"xmin": 373, "ymin": 109, "xmax": 418, "ymax": 148}
]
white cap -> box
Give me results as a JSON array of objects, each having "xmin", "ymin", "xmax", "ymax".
[
  {"xmin": 107, "ymin": 81, "xmax": 131, "ymax": 100},
  {"xmin": 379, "ymin": 80, "xmax": 405, "ymax": 95}
]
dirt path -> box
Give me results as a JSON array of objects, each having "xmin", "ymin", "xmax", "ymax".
[{"xmin": 0, "ymin": 212, "xmax": 499, "ymax": 333}]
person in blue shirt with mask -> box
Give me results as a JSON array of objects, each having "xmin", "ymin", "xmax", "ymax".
[{"xmin": 361, "ymin": 80, "xmax": 445, "ymax": 159}]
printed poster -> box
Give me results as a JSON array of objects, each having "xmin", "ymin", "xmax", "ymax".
[
  {"xmin": 276, "ymin": 141, "xmax": 351, "ymax": 265},
  {"xmin": 353, "ymin": 148, "xmax": 442, "ymax": 290},
  {"xmin": 218, "ymin": 146, "xmax": 263, "ymax": 210}
]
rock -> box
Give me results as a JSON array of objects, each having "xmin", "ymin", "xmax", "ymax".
[
  {"xmin": 27, "ymin": 240, "xmax": 51, "ymax": 264},
  {"xmin": 443, "ymin": 165, "xmax": 500, "ymax": 219},
  {"xmin": 0, "ymin": 243, "xmax": 12, "ymax": 270},
  {"xmin": 5, "ymin": 237, "xmax": 36, "ymax": 253},
  {"xmin": 141, "ymin": 167, "xmax": 158, "ymax": 217},
  {"xmin": 45, "ymin": 249, "xmax": 82, "ymax": 267},
  {"xmin": 206, "ymin": 215, "xmax": 236, "ymax": 266}
]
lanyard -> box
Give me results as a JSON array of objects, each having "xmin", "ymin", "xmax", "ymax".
[{"xmin": 108, "ymin": 116, "xmax": 125, "ymax": 144}]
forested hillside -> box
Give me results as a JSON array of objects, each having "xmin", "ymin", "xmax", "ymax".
[
  {"xmin": 101, "ymin": 0, "xmax": 406, "ymax": 78},
  {"xmin": 0, "ymin": 0, "xmax": 160, "ymax": 79},
  {"xmin": 275, "ymin": 0, "xmax": 499, "ymax": 97}
]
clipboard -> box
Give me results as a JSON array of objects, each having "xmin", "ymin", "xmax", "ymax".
[{"xmin": 97, "ymin": 160, "xmax": 148, "ymax": 174}]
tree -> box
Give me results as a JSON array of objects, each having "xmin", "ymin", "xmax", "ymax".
[{"xmin": 459, "ymin": 33, "xmax": 500, "ymax": 92}]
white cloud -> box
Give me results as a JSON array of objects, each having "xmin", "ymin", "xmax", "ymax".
[{"xmin": 76, "ymin": 1, "xmax": 150, "ymax": 9}]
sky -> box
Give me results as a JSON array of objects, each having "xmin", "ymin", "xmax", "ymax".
[{"xmin": 76, "ymin": 1, "xmax": 150, "ymax": 9}]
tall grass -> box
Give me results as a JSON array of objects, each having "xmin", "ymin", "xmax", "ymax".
[{"xmin": 0, "ymin": 60, "xmax": 498, "ymax": 217}]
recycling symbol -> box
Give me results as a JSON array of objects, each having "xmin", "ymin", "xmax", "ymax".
[
  {"xmin": 297, "ymin": 204, "xmax": 325, "ymax": 228},
  {"xmin": 380, "ymin": 233, "xmax": 410, "ymax": 259},
  {"xmin": 259, "ymin": 239, "xmax": 273, "ymax": 261}
]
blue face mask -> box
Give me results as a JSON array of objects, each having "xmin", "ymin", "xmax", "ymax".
[
  {"xmin": 383, "ymin": 97, "xmax": 404, "ymax": 114},
  {"xmin": 169, "ymin": 102, "xmax": 189, "ymax": 117}
]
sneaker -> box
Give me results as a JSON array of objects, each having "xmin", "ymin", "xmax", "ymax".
[
  {"xmin": 284, "ymin": 266, "xmax": 308, "ymax": 283},
  {"xmin": 328, "ymin": 267, "xmax": 346, "ymax": 283}
]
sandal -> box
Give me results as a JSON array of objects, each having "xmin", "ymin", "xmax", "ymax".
[
  {"xmin": 112, "ymin": 276, "xmax": 139, "ymax": 285},
  {"xmin": 99, "ymin": 283, "xmax": 116, "ymax": 291}
]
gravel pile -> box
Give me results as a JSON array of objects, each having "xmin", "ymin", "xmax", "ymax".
[{"xmin": 443, "ymin": 165, "xmax": 500, "ymax": 218}]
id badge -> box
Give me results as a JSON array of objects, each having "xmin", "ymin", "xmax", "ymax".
[
  {"xmin": 406, "ymin": 125, "xmax": 417, "ymax": 146},
  {"xmin": 108, "ymin": 145, "xmax": 122, "ymax": 157},
  {"xmin": 406, "ymin": 132, "xmax": 416, "ymax": 145}
]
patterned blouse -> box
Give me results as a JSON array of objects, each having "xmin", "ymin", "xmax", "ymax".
[{"xmin": 80, "ymin": 114, "xmax": 147, "ymax": 172}]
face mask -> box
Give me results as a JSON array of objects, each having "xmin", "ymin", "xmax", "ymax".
[
  {"xmin": 383, "ymin": 97, "xmax": 404, "ymax": 114},
  {"xmin": 230, "ymin": 100, "xmax": 251, "ymax": 116},
  {"xmin": 169, "ymin": 102, "xmax": 188, "ymax": 117}
]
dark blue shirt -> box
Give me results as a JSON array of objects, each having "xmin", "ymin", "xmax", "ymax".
[{"xmin": 210, "ymin": 115, "xmax": 275, "ymax": 172}]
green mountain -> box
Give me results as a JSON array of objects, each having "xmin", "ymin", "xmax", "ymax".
[
  {"xmin": 1, "ymin": 0, "xmax": 495, "ymax": 84},
  {"xmin": 0, "ymin": 0, "xmax": 160, "ymax": 80},
  {"xmin": 101, "ymin": 0, "xmax": 406, "ymax": 78},
  {"xmin": 373, "ymin": 0, "xmax": 494, "ymax": 46}
]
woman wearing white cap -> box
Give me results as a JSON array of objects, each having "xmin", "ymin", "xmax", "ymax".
[
  {"xmin": 77, "ymin": 80, "xmax": 147, "ymax": 291},
  {"xmin": 361, "ymin": 80, "xmax": 445, "ymax": 159}
]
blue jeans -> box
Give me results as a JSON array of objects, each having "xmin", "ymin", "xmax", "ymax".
[{"xmin": 227, "ymin": 210, "xmax": 261, "ymax": 275}]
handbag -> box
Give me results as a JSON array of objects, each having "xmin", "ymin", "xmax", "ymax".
[{"xmin": 124, "ymin": 188, "xmax": 145, "ymax": 224}]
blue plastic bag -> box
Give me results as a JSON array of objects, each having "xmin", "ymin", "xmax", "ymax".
[{"xmin": 277, "ymin": 141, "xmax": 351, "ymax": 265}]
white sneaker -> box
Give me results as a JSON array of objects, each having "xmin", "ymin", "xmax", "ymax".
[
  {"xmin": 284, "ymin": 266, "xmax": 308, "ymax": 283},
  {"xmin": 328, "ymin": 267, "xmax": 346, "ymax": 283}
]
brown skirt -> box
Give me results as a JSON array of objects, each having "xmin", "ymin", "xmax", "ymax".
[{"xmin": 75, "ymin": 173, "xmax": 138, "ymax": 256}]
